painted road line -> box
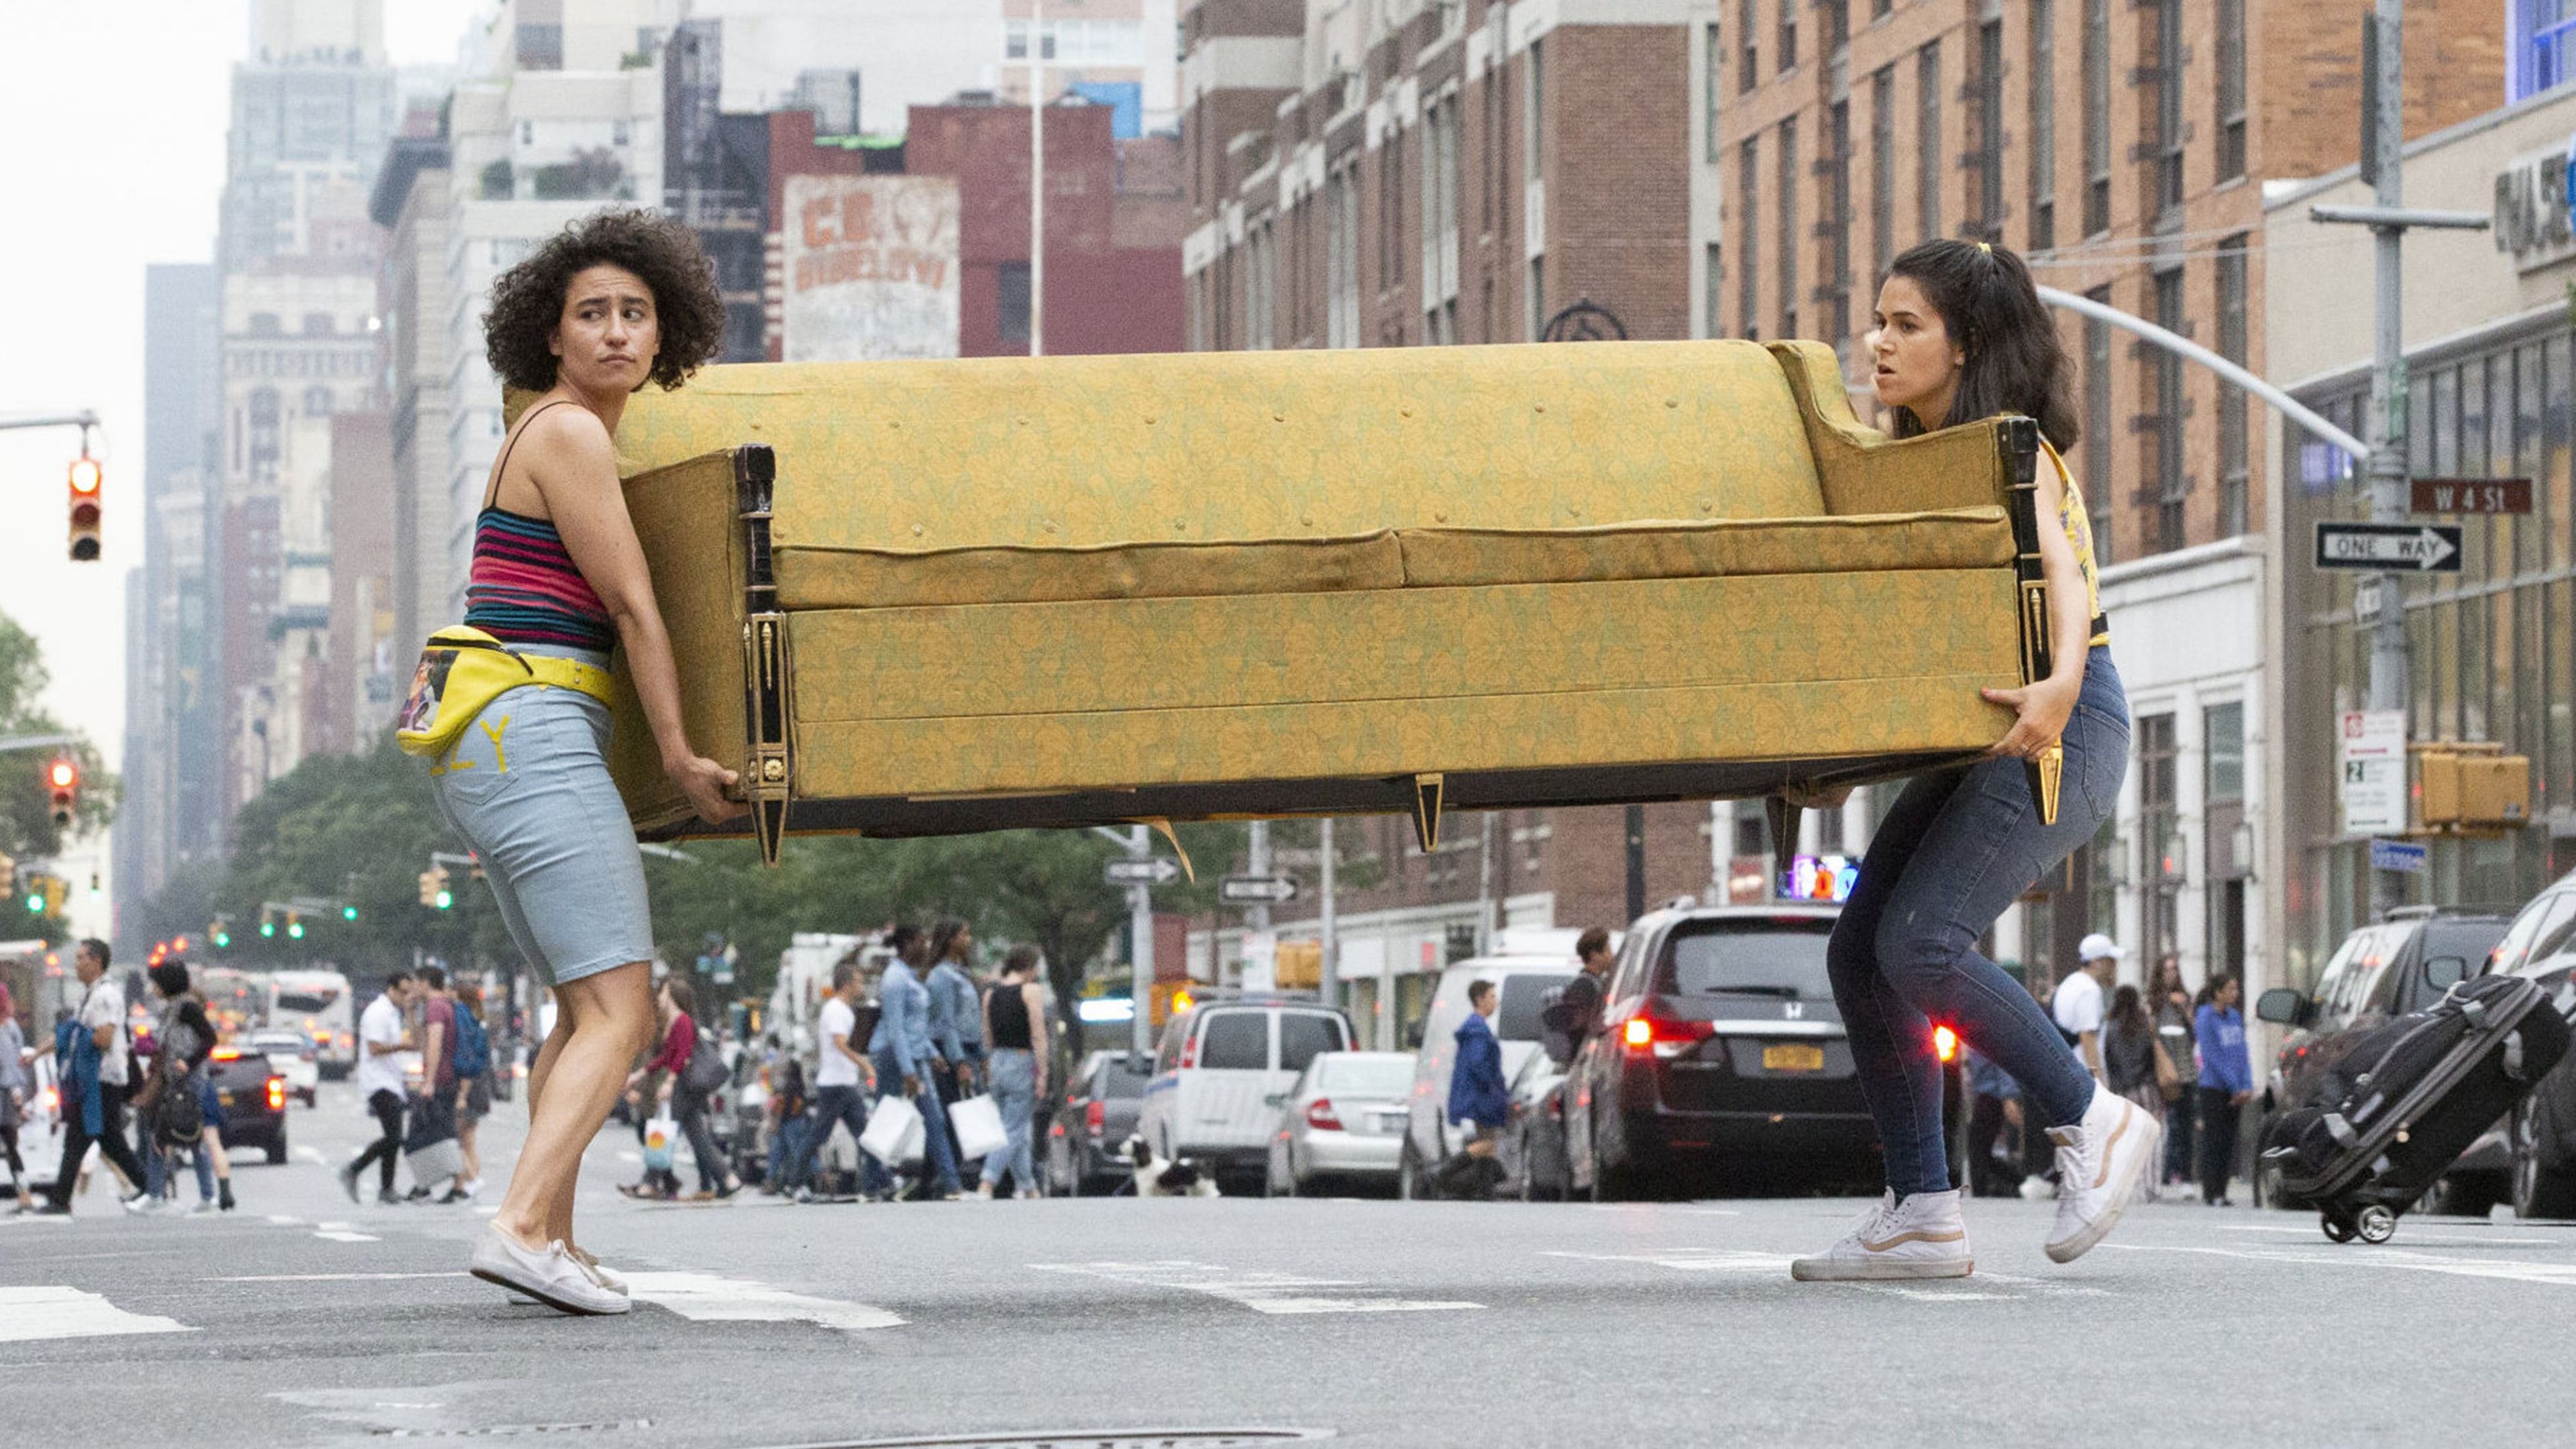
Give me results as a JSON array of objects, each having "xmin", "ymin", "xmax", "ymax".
[
  {"xmin": 0, "ymin": 1285, "xmax": 194, "ymax": 1343},
  {"xmin": 266, "ymin": 1214, "xmax": 305, "ymax": 1227},
  {"xmin": 292, "ymin": 1145, "xmax": 327, "ymax": 1165},
  {"xmin": 1034, "ymin": 1260, "xmax": 1481, "ymax": 1315},
  {"xmin": 2216, "ymin": 1223, "xmax": 2556, "ymax": 1246},
  {"xmin": 211, "ymin": 1273, "xmax": 468, "ymax": 1283},
  {"xmin": 313, "ymin": 1220, "xmax": 380, "ymax": 1243},
  {"xmin": 623, "ymin": 1272, "xmax": 906, "ymax": 1333},
  {"xmin": 1542, "ymin": 1248, "xmax": 1796, "ymax": 1274},
  {"xmin": 2103, "ymin": 1241, "xmax": 2576, "ymax": 1288}
]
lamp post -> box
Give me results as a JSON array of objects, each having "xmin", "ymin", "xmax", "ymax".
[{"xmin": 1029, "ymin": 0, "xmax": 1046, "ymax": 359}]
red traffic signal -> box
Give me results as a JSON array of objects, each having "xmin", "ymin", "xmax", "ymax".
[
  {"xmin": 68, "ymin": 456, "xmax": 102, "ymax": 561},
  {"xmin": 46, "ymin": 757, "xmax": 78, "ymax": 829}
]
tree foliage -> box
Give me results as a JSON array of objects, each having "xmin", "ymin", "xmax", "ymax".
[{"xmin": 0, "ymin": 610, "xmax": 117, "ymax": 870}]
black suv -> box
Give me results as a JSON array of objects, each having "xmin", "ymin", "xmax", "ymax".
[
  {"xmin": 2253, "ymin": 906, "xmax": 2514, "ymax": 1213},
  {"xmin": 208, "ymin": 1046, "xmax": 290, "ymax": 1165},
  {"xmin": 2469, "ymin": 873, "xmax": 2576, "ymax": 1218},
  {"xmin": 1046, "ymin": 1050, "xmax": 1150, "ymax": 1196}
]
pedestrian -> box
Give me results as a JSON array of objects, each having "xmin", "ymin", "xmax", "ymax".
[
  {"xmin": 1791, "ymin": 238, "xmax": 2153, "ymax": 1282},
  {"xmin": 409, "ymin": 966, "xmax": 464, "ymax": 1203},
  {"xmin": 870, "ymin": 931, "xmax": 963, "ymax": 1201},
  {"xmin": 2151, "ymin": 955, "xmax": 2198, "ymax": 1190},
  {"xmin": 2053, "ymin": 935, "xmax": 2122, "ymax": 1084},
  {"xmin": 2103, "ymin": 985, "xmax": 2168, "ymax": 1203},
  {"xmin": 0, "ymin": 979, "xmax": 31, "ymax": 1214},
  {"xmin": 451, "ymin": 980, "xmax": 493, "ymax": 1202},
  {"xmin": 2193, "ymin": 974, "xmax": 2255, "ymax": 1207},
  {"xmin": 135, "ymin": 960, "xmax": 234, "ymax": 1215},
  {"xmin": 763, "ymin": 1042, "xmax": 811, "ymax": 1195},
  {"xmin": 926, "ymin": 916, "xmax": 983, "ymax": 1106},
  {"xmin": 1540, "ymin": 926, "xmax": 1615, "ymax": 1065},
  {"xmin": 650, "ymin": 979, "xmax": 741, "ymax": 1201},
  {"xmin": 977, "ymin": 945, "xmax": 1049, "ymax": 1199},
  {"xmin": 793, "ymin": 957, "xmax": 881, "ymax": 1203},
  {"xmin": 434, "ymin": 209, "xmax": 737, "ymax": 1316},
  {"xmin": 32, "ymin": 940, "xmax": 150, "ymax": 1215},
  {"xmin": 340, "ymin": 971, "xmax": 420, "ymax": 1206},
  {"xmin": 1962, "ymin": 1044, "xmax": 2025, "ymax": 1199},
  {"xmin": 1434, "ymin": 979, "xmax": 1512, "ymax": 1199}
]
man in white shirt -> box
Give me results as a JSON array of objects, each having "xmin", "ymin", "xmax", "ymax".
[
  {"xmin": 341, "ymin": 971, "xmax": 420, "ymax": 1204},
  {"xmin": 792, "ymin": 957, "xmax": 883, "ymax": 1201},
  {"xmin": 34, "ymin": 939, "xmax": 150, "ymax": 1213},
  {"xmin": 2055, "ymin": 934, "xmax": 2123, "ymax": 1083}
]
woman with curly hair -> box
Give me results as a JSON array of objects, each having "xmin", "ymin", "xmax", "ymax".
[{"xmin": 443, "ymin": 209, "xmax": 741, "ymax": 1316}]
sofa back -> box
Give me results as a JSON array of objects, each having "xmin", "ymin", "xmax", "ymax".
[{"xmin": 607, "ymin": 340, "xmax": 1829, "ymax": 559}]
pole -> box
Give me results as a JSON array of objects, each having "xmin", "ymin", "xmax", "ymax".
[
  {"xmin": 1623, "ymin": 804, "xmax": 1646, "ymax": 926},
  {"xmin": 1475, "ymin": 812, "xmax": 1497, "ymax": 957},
  {"xmin": 1029, "ymin": 0, "xmax": 1046, "ymax": 359},
  {"xmin": 1320, "ymin": 817, "xmax": 1338, "ymax": 1012},
  {"xmin": 1128, "ymin": 824, "xmax": 1152, "ymax": 1057},
  {"xmin": 2362, "ymin": 0, "xmax": 2408, "ymax": 923},
  {"xmin": 1245, "ymin": 818, "xmax": 1271, "ymax": 980}
]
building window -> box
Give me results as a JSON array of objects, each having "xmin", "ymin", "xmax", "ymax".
[
  {"xmin": 1739, "ymin": 0, "xmax": 1759, "ymax": 93},
  {"xmin": 1872, "ymin": 66, "xmax": 1896, "ymax": 279},
  {"xmin": 1821, "ymin": 0, "xmax": 1849, "ymax": 56},
  {"xmin": 2085, "ymin": 284, "xmax": 2113, "ymax": 566},
  {"xmin": 1705, "ymin": 21, "xmax": 1725, "ymax": 163},
  {"xmin": 1246, "ymin": 219, "xmax": 1276, "ymax": 351},
  {"xmin": 2207, "ymin": 701, "xmax": 2246, "ymax": 805},
  {"xmin": 1916, "ymin": 42, "xmax": 1941, "ymax": 244},
  {"xmin": 2153, "ymin": 265, "xmax": 2187, "ymax": 553},
  {"xmin": 2082, "ymin": 0, "xmax": 2110, "ymax": 236},
  {"xmin": 302, "ymin": 311, "xmax": 333, "ymax": 337},
  {"xmin": 1527, "ymin": 40, "xmax": 1545, "ymax": 186},
  {"xmin": 2138, "ymin": 712, "xmax": 2181, "ymax": 974},
  {"xmin": 999, "ymin": 262, "xmax": 1032, "ymax": 345},
  {"xmin": 1705, "ymin": 241, "xmax": 1725, "ymax": 339},
  {"xmin": 1529, "ymin": 255, "xmax": 1546, "ymax": 341},
  {"xmin": 1973, "ymin": 15, "xmax": 2004, "ymax": 241},
  {"xmin": 1739, "ymin": 136, "xmax": 1761, "ymax": 339},
  {"xmin": 1777, "ymin": 116, "xmax": 1799, "ymax": 340},
  {"xmin": 2218, "ymin": 236, "xmax": 2250, "ymax": 535},
  {"xmin": 1381, "ymin": 140, "xmax": 1403, "ymax": 291},
  {"xmin": 1422, "ymin": 94, "xmax": 1461, "ymax": 343},
  {"xmin": 2029, "ymin": 0, "xmax": 2056, "ymax": 253},
  {"xmin": 1327, "ymin": 163, "xmax": 1360, "ymax": 349},
  {"xmin": 2216, "ymin": 0, "xmax": 2247, "ymax": 181},
  {"xmin": 2153, "ymin": 0, "xmax": 2184, "ymax": 217},
  {"xmin": 516, "ymin": 23, "xmax": 563, "ymax": 71},
  {"xmin": 1826, "ymin": 100, "xmax": 1853, "ymax": 350},
  {"xmin": 2511, "ymin": 1, "xmax": 2576, "ymax": 102},
  {"xmin": 1779, "ymin": 0, "xmax": 1797, "ymax": 73}
]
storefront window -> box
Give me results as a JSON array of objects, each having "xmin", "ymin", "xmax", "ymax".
[{"xmin": 2549, "ymin": 335, "xmax": 2573, "ymax": 572}]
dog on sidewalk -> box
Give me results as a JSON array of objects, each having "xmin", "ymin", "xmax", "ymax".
[{"xmin": 1124, "ymin": 1135, "xmax": 1220, "ymax": 1197}]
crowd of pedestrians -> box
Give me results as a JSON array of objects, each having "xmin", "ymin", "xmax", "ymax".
[{"xmin": 336, "ymin": 965, "xmax": 497, "ymax": 1207}]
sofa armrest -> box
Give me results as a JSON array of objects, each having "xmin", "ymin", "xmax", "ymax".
[{"xmin": 1767, "ymin": 340, "xmax": 2025, "ymax": 519}]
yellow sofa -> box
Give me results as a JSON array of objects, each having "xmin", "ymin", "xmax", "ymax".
[{"xmin": 583, "ymin": 339, "xmax": 2058, "ymax": 864}]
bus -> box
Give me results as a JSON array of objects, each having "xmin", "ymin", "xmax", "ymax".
[{"xmin": 267, "ymin": 967, "xmax": 356, "ymax": 1078}]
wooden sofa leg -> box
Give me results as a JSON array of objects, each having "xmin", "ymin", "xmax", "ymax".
[
  {"xmin": 2025, "ymin": 747, "xmax": 2063, "ymax": 828},
  {"xmin": 1411, "ymin": 773, "xmax": 1445, "ymax": 852},
  {"xmin": 1765, "ymin": 796, "xmax": 1800, "ymax": 893}
]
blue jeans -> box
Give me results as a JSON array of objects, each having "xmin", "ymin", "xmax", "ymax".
[
  {"xmin": 1827, "ymin": 647, "xmax": 2130, "ymax": 1199},
  {"xmin": 873, "ymin": 1049, "xmax": 962, "ymax": 1195},
  {"xmin": 768, "ymin": 1112, "xmax": 810, "ymax": 1189},
  {"xmin": 794, "ymin": 1083, "xmax": 892, "ymax": 1195},
  {"xmin": 980, "ymin": 1049, "xmax": 1038, "ymax": 1191}
]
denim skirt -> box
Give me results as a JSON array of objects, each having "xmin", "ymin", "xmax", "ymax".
[{"xmin": 428, "ymin": 644, "xmax": 654, "ymax": 987}]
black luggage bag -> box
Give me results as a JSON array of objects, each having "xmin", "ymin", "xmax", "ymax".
[{"xmin": 2261, "ymin": 973, "xmax": 2571, "ymax": 1244}]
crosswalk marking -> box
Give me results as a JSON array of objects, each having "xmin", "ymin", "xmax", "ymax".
[
  {"xmin": 1034, "ymin": 1259, "xmax": 1481, "ymax": 1315},
  {"xmin": 2105, "ymin": 1240, "xmax": 2576, "ymax": 1288},
  {"xmin": 313, "ymin": 1220, "xmax": 380, "ymax": 1243},
  {"xmin": 623, "ymin": 1271, "xmax": 904, "ymax": 1333},
  {"xmin": 0, "ymin": 1285, "xmax": 193, "ymax": 1343},
  {"xmin": 211, "ymin": 1273, "xmax": 467, "ymax": 1283},
  {"xmin": 1542, "ymin": 1248, "xmax": 1795, "ymax": 1273}
]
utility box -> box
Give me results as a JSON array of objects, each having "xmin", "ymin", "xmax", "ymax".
[{"xmin": 2412, "ymin": 743, "xmax": 2531, "ymax": 828}]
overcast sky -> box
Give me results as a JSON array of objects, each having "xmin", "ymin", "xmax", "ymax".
[{"xmin": 0, "ymin": 1, "xmax": 482, "ymax": 921}]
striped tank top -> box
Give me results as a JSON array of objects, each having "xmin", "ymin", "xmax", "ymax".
[{"xmin": 462, "ymin": 400, "xmax": 616, "ymax": 652}]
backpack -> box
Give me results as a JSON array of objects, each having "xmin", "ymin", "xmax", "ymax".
[
  {"xmin": 450, "ymin": 1006, "xmax": 491, "ymax": 1080},
  {"xmin": 152, "ymin": 1078, "xmax": 205, "ymax": 1150}
]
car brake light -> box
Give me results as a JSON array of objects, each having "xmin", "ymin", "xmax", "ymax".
[
  {"xmin": 266, "ymin": 1077, "xmax": 286, "ymax": 1111},
  {"xmin": 1305, "ymin": 1097, "xmax": 1344, "ymax": 1131},
  {"xmin": 1624, "ymin": 1014, "xmax": 1714, "ymax": 1052},
  {"xmin": 1179, "ymin": 1036, "xmax": 1199, "ymax": 1070},
  {"xmin": 1933, "ymin": 1025, "xmax": 1959, "ymax": 1063},
  {"xmin": 1085, "ymin": 1099, "xmax": 1106, "ymax": 1136},
  {"xmin": 1623, "ymin": 1018, "xmax": 1652, "ymax": 1048}
]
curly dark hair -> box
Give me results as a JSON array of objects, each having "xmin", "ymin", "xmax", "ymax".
[
  {"xmin": 1884, "ymin": 238, "xmax": 2082, "ymax": 453},
  {"xmin": 482, "ymin": 208, "xmax": 724, "ymax": 394}
]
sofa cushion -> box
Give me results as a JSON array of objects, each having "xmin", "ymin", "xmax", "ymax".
[
  {"xmin": 1395, "ymin": 506, "xmax": 2014, "ymax": 589},
  {"xmin": 774, "ymin": 531, "xmax": 1405, "ymax": 609}
]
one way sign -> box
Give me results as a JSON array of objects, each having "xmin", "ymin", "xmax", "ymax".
[{"xmin": 2314, "ymin": 521, "xmax": 2463, "ymax": 573}]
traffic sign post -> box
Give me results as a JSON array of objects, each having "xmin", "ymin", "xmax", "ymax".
[
  {"xmin": 1218, "ymin": 875, "xmax": 1299, "ymax": 905},
  {"xmin": 2314, "ymin": 521, "xmax": 2462, "ymax": 572},
  {"xmin": 1103, "ymin": 857, "xmax": 1181, "ymax": 888},
  {"xmin": 2369, "ymin": 839, "xmax": 2429, "ymax": 874},
  {"xmin": 2341, "ymin": 709, "xmax": 2409, "ymax": 839}
]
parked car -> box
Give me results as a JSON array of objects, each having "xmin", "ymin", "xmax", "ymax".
[
  {"xmin": 2253, "ymin": 906, "xmax": 2515, "ymax": 1214},
  {"xmin": 1499, "ymin": 1048, "xmax": 1572, "ymax": 1201},
  {"xmin": 1047, "ymin": 1049, "xmax": 1150, "ymax": 1196},
  {"xmin": 1136, "ymin": 996, "xmax": 1355, "ymax": 1191},
  {"xmin": 1561, "ymin": 903, "xmax": 1961, "ymax": 1200},
  {"xmin": 2467, "ymin": 877, "xmax": 2576, "ymax": 1218},
  {"xmin": 1266, "ymin": 1050, "xmax": 1415, "ymax": 1195},
  {"xmin": 1395, "ymin": 957, "xmax": 1578, "ymax": 1199},
  {"xmin": 207, "ymin": 1046, "xmax": 290, "ymax": 1165},
  {"xmin": 241, "ymin": 1028, "xmax": 320, "ymax": 1107}
]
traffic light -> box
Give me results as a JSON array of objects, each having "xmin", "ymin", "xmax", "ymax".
[
  {"xmin": 45, "ymin": 757, "xmax": 78, "ymax": 829},
  {"xmin": 341, "ymin": 902, "xmax": 358, "ymax": 922},
  {"xmin": 67, "ymin": 455, "xmax": 102, "ymax": 561},
  {"xmin": 258, "ymin": 909, "xmax": 276, "ymax": 938},
  {"xmin": 209, "ymin": 916, "xmax": 231, "ymax": 949},
  {"xmin": 420, "ymin": 863, "xmax": 453, "ymax": 909},
  {"xmin": 22, "ymin": 882, "xmax": 41, "ymax": 914},
  {"xmin": 286, "ymin": 912, "xmax": 304, "ymax": 940},
  {"xmin": 40, "ymin": 875, "xmax": 63, "ymax": 919}
]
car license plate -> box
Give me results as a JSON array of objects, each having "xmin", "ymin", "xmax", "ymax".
[
  {"xmin": 217, "ymin": 1091, "xmax": 236, "ymax": 1106},
  {"xmin": 1372, "ymin": 1112, "xmax": 1405, "ymax": 1134},
  {"xmin": 1762, "ymin": 1043, "xmax": 1825, "ymax": 1073}
]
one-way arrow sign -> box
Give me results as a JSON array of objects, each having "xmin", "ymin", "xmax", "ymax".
[
  {"xmin": 1104, "ymin": 857, "xmax": 1182, "ymax": 887},
  {"xmin": 2314, "ymin": 521, "xmax": 2462, "ymax": 572},
  {"xmin": 1219, "ymin": 875, "xmax": 1299, "ymax": 904}
]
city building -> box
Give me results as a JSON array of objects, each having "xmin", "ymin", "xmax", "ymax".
[
  {"xmin": 371, "ymin": 131, "xmax": 454, "ymax": 659},
  {"xmin": 2267, "ymin": 72, "xmax": 2576, "ymax": 985},
  {"xmin": 998, "ymin": 0, "xmax": 1183, "ymax": 136}
]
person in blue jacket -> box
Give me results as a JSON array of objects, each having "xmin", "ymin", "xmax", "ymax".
[
  {"xmin": 1436, "ymin": 980, "xmax": 1512, "ymax": 1199},
  {"xmin": 869, "ymin": 939, "xmax": 963, "ymax": 1200},
  {"xmin": 2192, "ymin": 974, "xmax": 2254, "ymax": 1207}
]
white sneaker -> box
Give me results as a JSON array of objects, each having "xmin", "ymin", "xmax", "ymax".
[
  {"xmin": 469, "ymin": 1226, "xmax": 629, "ymax": 1316},
  {"xmin": 568, "ymin": 1244, "xmax": 627, "ymax": 1295},
  {"xmin": 2017, "ymin": 1173, "xmax": 2054, "ymax": 1201},
  {"xmin": 1790, "ymin": 1190, "xmax": 1974, "ymax": 1281},
  {"xmin": 2044, "ymin": 1089, "xmax": 2163, "ymax": 1263}
]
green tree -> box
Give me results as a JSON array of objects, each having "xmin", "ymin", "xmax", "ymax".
[{"xmin": 0, "ymin": 610, "xmax": 117, "ymax": 869}]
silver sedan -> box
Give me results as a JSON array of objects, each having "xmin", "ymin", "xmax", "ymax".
[{"xmin": 1265, "ymin": 1051, "xmax": 1417, "ymax": 1196}]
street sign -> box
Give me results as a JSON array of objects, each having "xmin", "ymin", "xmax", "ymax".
[
  {"xmin": 1104, "ymin": 857, "xmax": 1182, "ymax": 887},
  {"xmin": 2314, "ymin": 521, "xmax": 2463, "ymax": 572},
  {"xmin": 2342, "ymin": 710, "xmax": 2409, "ymax": 838},
  {"xmin": 2369, "ymin": 839, "xmax": 2429, "ymax": 874},
  {"xmin": 2412, "ymin": 476, "xmax": 2532, "ymax": 515},
  {"xmin": 2340, "ymin": 710, "xmax": 2406, "ymax": 761},
  {"xmin": 1219, "ymin": 875, "xmax": 1299, "ymax": 904}
]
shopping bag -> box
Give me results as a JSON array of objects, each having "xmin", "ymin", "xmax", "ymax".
[
  {"xmin": 949, "ymin": 1093, "xmax": 1008, "ymax": 1162},
  {"xmin": 642, "ymin": 1110, "xmax": 678, "ymax": 1173},
  {"xmin": 403, "ymin": 1092, "xmax": 462, "ymax": 1184},
  {"xmin": 859, "ymin": 1092, "xmax": 924, "ymax": 1167}
]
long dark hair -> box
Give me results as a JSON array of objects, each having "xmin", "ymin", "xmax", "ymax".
[
  {"xmin": 1884, "ymin": 238, "xmax": 2082, "ymax": 451},
  {"xmin": 661, "ymin": 977, "xmax": 698, "ymax": 1025},
  {"xmin": 2110, "ymin": 983, "xmax": 2151, "ymax": 1042},
  {"xmin": 926, "ymin": 916, "xmax": 971, "ymax": 967}
]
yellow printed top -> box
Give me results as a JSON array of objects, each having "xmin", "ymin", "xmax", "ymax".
[{"xmin": 2041, "ymin": 440, "xmax": 2110, "ymax": 648}]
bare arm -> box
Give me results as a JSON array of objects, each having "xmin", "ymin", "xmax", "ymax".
[
  {"xmin": 422, "ymin": 1023, "xmax": 445, "ymax": 1088},
  {"xmin": 2078, "ymin": 1030, "xmax": 2104, "ymax": 1081},
  {"xmin": 1981, "ymin": 454, "xmax": 2096, "ymax": 759},
  {"xmin": 524, "ymin": 409, "xmax": 743, "ymax": 824},
  {"xmin": 1025, "ymin": 983, "xmax": 1049, "ymax": 1094}
]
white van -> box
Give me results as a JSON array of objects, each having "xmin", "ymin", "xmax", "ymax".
[
  {"xmin": 1397, "ymin": 956, "xmax": 1580, "ymax": 1198},
  {"xmin": 1136, "ymin": 998, "xmax": 1355, "ymax": 1183},
  {"xmin": 266, "ymin": 969, "xmax": 356, "ymax": 1079}
]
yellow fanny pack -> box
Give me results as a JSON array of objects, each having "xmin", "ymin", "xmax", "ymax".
[{"xmin": 394, "ymin": 625, "xmax": 614, "ymax": 759}]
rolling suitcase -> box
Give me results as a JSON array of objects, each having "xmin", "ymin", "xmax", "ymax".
[{"xmin": 2261, "ymin": 973, "xmax": 2571, "ymax": 1244}]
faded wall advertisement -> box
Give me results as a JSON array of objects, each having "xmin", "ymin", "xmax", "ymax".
[{"xmin": 780, "ymin": 174, "xmax": 961, "ymax": 362}]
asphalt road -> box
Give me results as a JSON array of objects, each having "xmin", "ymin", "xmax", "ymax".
[{"xmin": 5, "ymin": 1081, "xmax": 2573, "ymax": 1448}]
